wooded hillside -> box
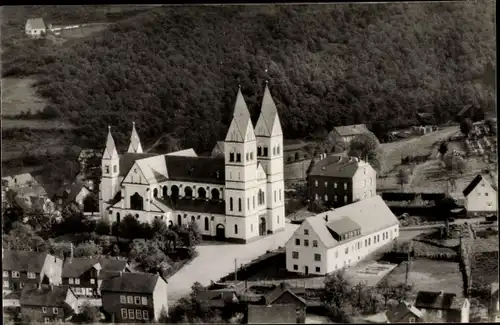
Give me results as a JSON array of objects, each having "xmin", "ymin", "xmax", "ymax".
[{"xmin": 3, "ymin": 3, "xmax": 495, "ymax": 154}]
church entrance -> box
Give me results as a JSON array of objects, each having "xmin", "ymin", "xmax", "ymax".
[
  {"xmin": 259, "ymin": 217, "xmax": 266, "ymax": 236},
  {"xmin": 216, "ymin": 224, "xmax": 225, "ymax": 241}
]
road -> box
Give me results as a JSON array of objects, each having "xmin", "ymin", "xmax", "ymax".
[{"xmin": 167, "ymin": 223, "xmax": 299, "ymax": 306}]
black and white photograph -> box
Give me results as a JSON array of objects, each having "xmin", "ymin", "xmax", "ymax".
[{"xmin": 1, "ymin": 2, "xmax": 497, "ymax": 324}]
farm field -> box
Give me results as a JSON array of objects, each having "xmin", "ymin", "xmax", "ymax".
[
  {"xmin": 385, "ymin": 259, "xmax": 463, "ymax": 296},
  {"xmin": 2, "ymin": 137, "xmax": 73, "ymax": 162},
  {"xmin": 58, "ymin": 23, "xmax": 111, "ymax": 39},
  {"xmin": 471, "ymin": 250, "xmax": 498, "ymax": 290},
  {"xmin": 2, "ymin": 77, "xmax": 47, "ymax": 116},
  {"xmin": 2, "ymin": 119, "xmax": 76, "ymax": 130}
]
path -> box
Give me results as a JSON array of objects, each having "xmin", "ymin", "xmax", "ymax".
[{"xmin": 167, "ymin": 223, "xmax": 299, "ymax": 306}]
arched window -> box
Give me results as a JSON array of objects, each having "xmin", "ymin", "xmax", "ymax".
[
  {"xmin": 257, "ymin": 147, "xmax": 262, "ymax": 156},
  {"xmin": 238, "ymin": 198, "xmax": 242, "ymax": 212},
  {"xmin": 191, "ymin": 216, "xmax": 195, "ymax": 223},
  {"xmin": 153, "ymin": 188, "xmax": 158, "ymax": 198},
  {"xmin": 177, "ymin": 214, "xmax": 182, "ymax": 226},
  {"xmin": 234, "ymin": 225, "xmax": 238, "ymax": 234},
  {"xmin": 184, "ymin": 186, "xmax": 193, "ymax": 198},
  {"xmin": 211, "ymin": 188, "xmax": 220, "ymax": 201},
  {"xmin": 204, "ymin": 217, "xmax": 209, "ymax": 231},
  {"xmin": 171, "ymin": 185, "xmax": 179, "ymax": 202},
  {"xmin": 236, "ymin": 153, "xmax": 241, "ymax": 162},
  {"xmin": 277, "ymin": 145, "xmax": 280, "ymax": 154},
  {"xmin": 230, "ymin": 198, "xmax": 233, "ymax": 211},
  {"xmin": 116, "ymin": 212, "xmax": 121, "ymax": 224},
  {"xmin": 162, "ymin": 186, "xmax": 168, "ymax": 198},
  {"xmin": 130, "ymin": 193, "xmax": 144, "ymax": 211},
  {"xmin": 324, "ymin": 194, "xmax": 329, "ymax": 201},
  {"xmin": 198, "ymin": 187, "xmax": 207, "ymax": 199}
]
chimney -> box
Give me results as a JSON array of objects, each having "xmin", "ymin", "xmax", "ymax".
[{"xmin": 70, "ymin": 243, "xmax": 74, "ymax": 263}]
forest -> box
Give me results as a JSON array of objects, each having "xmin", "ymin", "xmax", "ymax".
[{"xmin": 2, "ymin": 3, "xmax": 496, "ymax": 154}]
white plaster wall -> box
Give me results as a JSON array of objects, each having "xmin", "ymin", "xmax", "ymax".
[
  {"xmin": 352, "ymin": 163, "xmax": 377, "ymax": 202},
  {"xmin": 286, "ymin": 221, "xmax": 327, "ymax": 275},
  {"xmin": 465, "ymin": 182, "xmax": 497, "ymax": 213}
]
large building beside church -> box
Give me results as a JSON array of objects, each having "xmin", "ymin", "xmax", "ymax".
[{"xmin": 99, "ymin": 84, "xmax": 285, "ymax": 243}]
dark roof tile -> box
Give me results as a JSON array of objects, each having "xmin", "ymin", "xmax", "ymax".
[
  {"xmin": 3, "ymin": 250, "xmax": 48, "ymax": 272},
  {"xmin": 20, "ymin": 285, "xmax": 72, "ymax": 307},
  {"xmin": 462, "ymin": 174, "xmax": 485, "ymax": 196},
  {"xmin": 100, "ymin": 272, "xmax": 160, "ymax": 294},
  {"xmin": 119, "ymin": 153, "xmax": 158, "ymax": 177},
  {"xmin": 164, "ymin": 156, "xmax": 225, "ymax": 184},
  {"xmin": 62, "ymin": 257, "xmax": 127, "ymax": 278},
  {"xmin": 309, "ymin": 155, "xmax": 362, "ymax": 178},
  {"xmin": 326, "ymin": 217, "xmax": 362, "ymax": 236}
]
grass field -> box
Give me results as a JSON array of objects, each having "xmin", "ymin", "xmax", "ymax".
[
  {"xmin": 2, "ymin": 77, "xmax": 48, "ymax": 116},
  {"xmin": 58, "ymin": 23, "xmax": 111, "ymax": 39},
  {"xmin": 471, "ymin": 251, "xmax": 498, "ymax": 290},
  {"xmin": 2, "ymin": 119, "xmax": 76, "ymax": 130},
  {"xmin": 385, "ymin": 259, "xmax": 463, "ymax": 296}
]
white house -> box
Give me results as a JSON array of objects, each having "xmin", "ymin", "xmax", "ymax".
[
  {"xmin": 285, "ymin": 195, "xmax": 399, "ymax": 275},
  {"xmin": 462, "ymin": 174, "xmax": 497, "ymax": 215},
  {"xmin": 25, "ymin": 18, "xmax": 46, "ymax": 38}
]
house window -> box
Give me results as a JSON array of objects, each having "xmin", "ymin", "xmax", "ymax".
[
  {"xmin": 277, "ymin": 145, "xmax": 280, "ymax": 154},
  {"xmin": 44, "ymin": 318, "xmax": 50, "ymax": 323},
  {"xmin": 3, "ymin": 271, "xmax": 8, "ymax": 277},
  {"xmin": 120, "ymin": 295, "xmax": 126, "ymax": 304},
  {"xmin": 315, "ymin": 180, "xmax": 319, "ymax": 187},
  {"xmin": 230, "ymin": 198, "xmax": 233, "ymax": 211},
  {"xmin": 143, "ymin": 310, "xmax": 149, "ymax": 320},
  {"xmin": 334, "ymin": 195, "xmax": 338, "ymax": 202},
  {"xmin": 135, "ymin": 296, "xmax": 141, "ymax": 305},
  {"xmin": 324, "ymin": 181, "xmax": 328, "ymax": 187},
  {"xmin": 293, "ymin": 265, "xmax": 298, "ymax": 270},
  {"xmin": 334, "ymin": 182, "xmax": 337, "ymax": 188},
  {"xmin": 27, "ymin": 272, "xmax": 36, "ymax": 279},
  {"xmin": 304, "ymin": 229, "xmax": 309, "ymax": 235},
  {"xmin": 3, "ymin": 280, "xmax": 8, "ymax": 288},
  {"xmin": 409, "ymin": 317, "xmax": 415, "ymax": 323},
  {"xmin": 12, "ymin": 271, "xmax": 20, "ymax": 278},
  {"xmin": 75, "ymin": 278, "xmax": 80, "ymax": 284},
  {"xmin": 295, "ymin": 238, "xmax": 300, "ymax": 245},
  {"xmin": 344, "ymin": 183, "xmax": 347, "ymax": 190},
  {"xmin": 20, "ymin": 282, "xmax": 24, "ymax": 289},
  {"xmin": 121, "ymin": 309, "xmax": 127, "ymax": 319},
  {"xmin": 344, "ymin": 195, "xmax": 347, "ymax": 203},
  {"xmin": 314, "ymin": 254, "xmax": 321, "ymax": 261},
  {"xmin": 42, "ymin": 307, "xmax": 47, "ymax": 313},
  {"xmin": 142, "ymin": 297, "xmax": 147, "ymax": 305},
  {"xmin": 316, "ymin": 267, "xmax": 321, "ymax": 273},
  {"xmin": 250, "ymin": 152, "xmax": 253, "ymax": 160},
  {"xmin": 136, "ymin": 310, "xmax": 142, "ymax": 320},
  {"xmin": 304, "ymin": 239, "xmax": 309, "ymax": 247},
  {"xmin": 257, "ymin": 147, "xmax": 262, "ymax": 156},
  {"xmin": 324, "ymin": 194, "xmax": 328, "ymax": 201},
  {"xmin": 345, "ymin": 247, "xmax": 349, "ymax": 254},
  {"xmin": 53, "ymin": 308, "xmax": 58, "ymax": 314},
  {"xmin": 485, "ymin": 192, "xmax": 489, "ymax": 196},
  {"xmin": 313, "ymin": 240, "xmax": 318, "ymax": 247},
  {"xmin": 234, "ymin": 224, "xmax": 238, "ymax": 234},
  {"xmin": 128, "ymin": 309, "xmax": 135, "ymax": 319},
  {"xmin": 127, "ymin": 296, "xmax": 134, "ymax": 304},
  {"xmin": 90, "ymin": 279, "xmax": 95, "ymax": 284},
  {"xmin": 279, "ymin": 189, "xmax": 282, "ymax": 201},
  {"xmin": 292, "ymin": 251, "xmax": 299, "ymax": 259},
  {"xmin": 238, "ymin": 198, "xmax": 242, "ymax": 211},
  {"xmin": 113, "ymin": 165, "xmax": 117, "ymax": 173},
  {"xmin": 246, "ymin": 152, "xmax": 249, "ymax": 161}
]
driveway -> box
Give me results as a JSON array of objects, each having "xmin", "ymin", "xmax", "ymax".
[{"xmin": 167, "ymin": 223, "xmax": 299, "ymax": 305}]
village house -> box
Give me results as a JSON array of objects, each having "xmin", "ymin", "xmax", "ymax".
[
  {"xmin": 2, "ymin": 173, "xmax": 37, "ymax": 189},
  {"xmin": 52, "ymin": 181, "xmax": 92, "ymax": 211},
  {"xmin": 308, "ymin": 155, "xmax": 376, "ymax": 209},
  {"xmin": 414, "ymin": 290, "xmax": 470, "ymax": 323},
  {"xmin": 286, "ymin": 195, "xmax": 399, "ymax": 275},
  {"xmin": 100, "ymin": 272, "xmax": 168, "ymax": 323},
  {"xmin": 3, "ymin": 250, "xmax": 63, "ymax": 294},
  {"xmin": 385, "ymin": 301, "xmax": 425, "ymax": 323},
  {"xmin": 61, "ymin": 254, "xmax": 130, "ymax": 299},
  {"xmin": 100, "ymin": 84, "xmax": 285, "ymax": 243},
  {"xmin": 328, "ymin": 124, "xmax": 373, "ymax": 149},
  {"xmin": 19, "ymin": 285, "xmax": 78, "ymax": 323},
  {"xmin": 283, "ymin": 140, "xmax": 310, "ymax": 164},
  {"xmin": 25, "ymin": 18, "xmax": 47, "ymax": 38},
  {"xmin": 462, "ymin": 174, "xmax": 497, "ymax": 216}
]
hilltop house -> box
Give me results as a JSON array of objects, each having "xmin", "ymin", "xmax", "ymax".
[
  {"xmin": 308, "ymin": 155, "xmax": 376, "ymax": 210},
  {"xmin": 462, "ymin": 174, "xmax": 497, "ymax": 215},
  {"xmin": 99, "ymin": 84, "xmax": 285, "ymax": 243},
  {"xmin": 25, "ymin": 18, "xmax": 47, "ymax": 38},
  {"xmin": 414, "ymin": 291, "xmax": 470, "ymax": 323},
  {"xmin": 101, "ymin": 272, "xmax": 168, "ymax": 323},
  {"xmin": 385, "ymin": 301, "xmax": 425, "ymax": 323},
  {"xmin": 19, "ymin": 285, "xmax": 78, "ymax": 323},
  {"xmin": 61, "ymin": 255, "xmax": 130, "ymax": 298},
  {"xmin": 328, "ymin": 124, "xmax": 373, "ymax": 149},
  {"xmin": 3, "ymin": 250, "xmax": 63, "ymax": 294},
  {"xmin": 286, "ymin": 195, "xmax": 399, "ymax": 275}
]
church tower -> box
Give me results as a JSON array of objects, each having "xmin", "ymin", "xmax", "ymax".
[
  {"xmin": 127, "ymin": 121, "xmax": 143, "ymax": 154},
  {"xmin": 99, "ymin": 126, "xmax": 120, "ymax": 217},
  {"xmin": 224, "ymin": 86, "xmax": 259, "ymax": 241},
  {"xmin": 255, "ymin": 82, "xmax": 285, "ymax": 233}
]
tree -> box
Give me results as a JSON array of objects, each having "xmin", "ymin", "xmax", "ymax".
[
  {"xmin": 310, "ymin": 198, "xmax": 328, "ymax": 213},
  {"xmin": 460, "ymin": 118, "xmax": 473, "ymax": 137},
  {"xmin": 82, "ymin": 194, "xmax": 99, "ymax": 214},
  {"xmin": 74, "ymin": 301, "xmax": 101, "ymax": 323},
  {"xmin": 436, "ymin": 195, "xmax": 458, "ymax": 236},
  {"xmin": 3, "ymin": 222, "xmax": 46, "ymax": 252},
  {"xmin": 187, "ymin": 221, "xmax": 202, "ymax": 247},
  {"xmin": 486, "ymin": 118, "xmax": 496, "ymax": 135},
  {"xmin": 396, "ymin": 167, "xmax": 411, "ymax": 191},
  {"xmin": 74, "ymin": 241, "xmax": 102, "ymax": 258},
  {"xmin": 438, "ymin": 141, "xmax": 448, "ymax": 158},
  {"xmin": 151, "ymin": 218, "xmax": 178, "ymax": 252},
  {"xmin": 322, "ymin": 270, "xmax": 353, "ymax": 309},
  {"xmin": 348, "ymin": 133, "xmax": 382, "ymax": 171},
  {"xmin": 48, "ymin": 240, "xmax": 72, "ymax": 259},
  {"xmin": 119, "ymin": 214, "xmax": 141, "ymax": 239},
  {"xmin": 95, "ymin": 219, "xmax": 111, "ymax": 236},
  {"xmin": 129, "ymin": 239, "xmax": 172, "ymax": 272},
  {"xmin": 443, "ymin": 153, "xmax": 467, "ymax": 175}
]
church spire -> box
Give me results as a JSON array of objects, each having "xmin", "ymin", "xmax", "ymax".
[
  {"xmin": 225, "ymin": 86, "xmax": 255, "ymax": 143},
  {"xmin": 127, "ymin": 121, "xmax": 144, "ymax": 154},
  {"xmin": 255, "ymin": 82, "xmax": 282, "ymax": 137},
  {"xmin": 104, "ymin": 126, "xmax": 119, "ymax": 159}
]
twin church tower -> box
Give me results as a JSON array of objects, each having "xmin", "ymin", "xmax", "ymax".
[{"xmin": 99, "ymin": 83, "xmax": 285, "ymax": 243}]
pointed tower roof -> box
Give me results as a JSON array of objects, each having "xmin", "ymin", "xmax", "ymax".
[
  {"xmin": 127, "ymin": 122, "xmax": 144, "ymax": 154},
  {"xmin": 103, "ymin": 126, "xmax": 119, "ymax": 159},
  {"xmin": 225, "ymin": 86, "xmax": 255, "ymax": 142},
  {"xmin": 255, "ymin": 82, "xmax": 283, "ymax": 137}
]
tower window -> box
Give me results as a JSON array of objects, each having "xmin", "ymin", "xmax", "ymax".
[
  {"xmin": 246, "ymin": 153, "xmax": 249, "ymax": 161},
  {"xmin": 229, "ymin": 153, "xmax": 234, "ymax": 162},
  {"xmin": 230, "ymin": 198, "xmax": 233, "ymax": 211},
  {"xmin": 247, "ymin": 198, "xmax": 250, "ymax": 210},
  {"xmin": 263, "ymin": 147, "xmax": 268, "ymax": 156},
  {"xmin": 277, "ymin": 145, "xmax": 280, "ymax": 154},
  {"xmin": 250, "ymin": 152, "xmax": 253, "ymax": 160},
  {"xmin": 238, "ymin": 198, "xmax": 242, "ymax": 212},
  {"xmin": 113, "ymin": 165, "xmax": 117, "ymax": 173},
  {"xmin": 234, "ymin": 225, "xmax": 238, "ymax": 234},
  {"xmin": 105, "ymin": 165, "xmax": 110, "ymax": 174},
  {"xmin": 273, "ymin": 147, "xmax": 276, "ymax": 155},
  {"xmin": 236, "ymin": 153, "xmax": 241, "ymax": 162},
  {"xmin": 257, "ymin": 147, "xmax": 262, "ymax": 156}
]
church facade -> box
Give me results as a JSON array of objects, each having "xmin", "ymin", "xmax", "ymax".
[{"xmin": 99, "ymin": 84, "xmax": 285, "ymax": 243}]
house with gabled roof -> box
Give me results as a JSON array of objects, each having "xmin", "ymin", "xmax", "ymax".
[
  {"xmin": 100, "ymin": 272, "xmax": 168, "ymax": 323},
  {"xmin": 100, "ymin": 84, "xmax": 285, "ymax": 243},
  {"xmin": 19, "ymin": 285, "xmax": 78, "ymax": 323},
  {"xmin": 2, "ymin": 250, "xmax": 63, "ymax": 294},
  {"xmin": 25, "ymin": 18, "xmax": 46, "ymax": 38},
  {"xmin": 414, "ymin": 290, "xmax": 470, "ymax": 323},
  {"xmin": 385, "ymin": 301, "xmax": 425, "ymax": 323},
  {"xmin": 462, "ymin": 174, "xmax": 497, "ymax": 215},
  {"xmin": 328, "ymin": 124, "xmax": 375, "ymax": 149},
  {"xmin": 285, "ymin": 195, "xmax": 399, "ymax": 275}
]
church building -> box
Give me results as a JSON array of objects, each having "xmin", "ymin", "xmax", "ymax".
[{"xmin": 99, "ymin": 84, "xmax": 285, "ymax": 243}]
